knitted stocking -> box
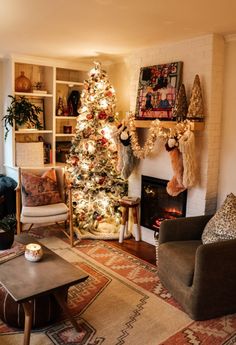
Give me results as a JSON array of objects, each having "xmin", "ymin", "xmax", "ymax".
[
  {"xmin": 178, "ymin": 130, "xmax": 196, "ymax": 188},
  {"xmin": 166, "ymin": 147, "xmax": 186, "ymax": 196}
]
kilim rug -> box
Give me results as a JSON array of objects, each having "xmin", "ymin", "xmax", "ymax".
[{"xmin": 0, "ymin": 230, "xmax": 236, "ymax": 344}]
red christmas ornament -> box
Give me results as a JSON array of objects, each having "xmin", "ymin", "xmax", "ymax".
[
  {"xmin": 105, "ymin": 91, "xmax": 113, "ymax": 97},
  {"xmin": 98, "ymin": 111, "xmax": 107, "ymax": 120},
  {"xmin": 86, "ymin": 113, "xmax": 93, "ymax": 120},
  {"xmin": 99, "ymin": 177, "xmax": 106, "ymax": 185},
  {"xmin": 71, "ymin": 156, "xmax": 79, "ymax": 165},
  {"xmin": 100, "ymin": 137, "xmax": 108, "ymax": 145}
]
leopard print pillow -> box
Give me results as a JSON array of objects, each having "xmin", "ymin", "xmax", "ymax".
[{"xmin": 202, "ymin": 193, "xmax": 236, "ymax": 244}]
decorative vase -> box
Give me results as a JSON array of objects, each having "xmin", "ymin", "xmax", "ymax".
[
  {"xmin": 24, "ymin": 243, "xmax": 43, "ymax": 262},
  {"xmin": 0, "ymin": 230, "xmax": 14, "ymax": 250},
  {"xmin": 15, "ymin": 71, "xmax": 32, "ymax": 92},
  {"xmin": 68, "ymin": 90, "xmax": 80, "ymax": 116}
]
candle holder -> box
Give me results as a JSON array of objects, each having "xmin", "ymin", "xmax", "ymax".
[{"xmin": 25, "ymin": 243, "xmax": 43, "ymax": 262}]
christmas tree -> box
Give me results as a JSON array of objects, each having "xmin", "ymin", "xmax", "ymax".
[{"xmin": 66, "ymin": 62, "xmax": 127, "ymax": 239}]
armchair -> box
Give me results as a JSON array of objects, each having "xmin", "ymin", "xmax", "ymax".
[
  {"xmin": 158, "ymin": 215, "xmax": 236, "ymax": 320},
  {"xmin": 16, "ymin": 167, "xmax": 77, "ymax": 247}
]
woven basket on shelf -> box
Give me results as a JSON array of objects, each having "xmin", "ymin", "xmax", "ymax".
[{"xmin": 16, "ymin": 142, "xmax": 44, "ymax": 167}]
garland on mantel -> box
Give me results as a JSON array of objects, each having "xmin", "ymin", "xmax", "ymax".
[
  {"xmin": 128, "ymin": 112, "xmax": 194, "ymax": 159},
  {"xmin": 128, "ymin": 112, "xmax": 197, "ymax": 196}
]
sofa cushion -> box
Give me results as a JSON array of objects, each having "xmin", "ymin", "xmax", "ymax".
[
  {"xmin": 158, "ymin": 240, "xmax": 202, "ymax": 286},
  {"xmin": 21, "ymin": 168, "xmax": 62, "ymax": 207},
  {"xmin": 202, "ymin": 193, "xmax": 236, "ymax": 244}
]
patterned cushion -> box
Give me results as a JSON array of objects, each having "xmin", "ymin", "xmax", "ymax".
[
  {"xmin": 202, "ymin": 193, "xmax": 236, "ymax": 244},
  {"xmin": 21, "ymin": 168, "xmax": 62, "ymax": 207}
]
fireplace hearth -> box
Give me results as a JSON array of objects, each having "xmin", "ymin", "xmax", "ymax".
[{"xmin": 141, "ymin": 175, "xmax": 187, "ymax": 232}]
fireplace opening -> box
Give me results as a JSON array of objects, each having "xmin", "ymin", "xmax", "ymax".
[{"xmin": 141, "ymin": 175, "xmax": 187, "ymax": 232}]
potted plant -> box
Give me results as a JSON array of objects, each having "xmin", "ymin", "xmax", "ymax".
[
  {"xmin": 0, "ymin": 214, "xmax": 16, "ymax": 250},
  {"xmin": 2, "ymin": 95, "xmax": 43, "ymax": 139}
]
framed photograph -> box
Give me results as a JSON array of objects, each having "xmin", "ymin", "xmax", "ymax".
[{"xmin": 135, "ymin": 61, "xmax": 183, "ymax": 120}]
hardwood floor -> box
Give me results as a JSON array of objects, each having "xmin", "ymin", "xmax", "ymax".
[{"xmin": 107, "ymin": 238, "xmax": 157, "ymax": 266}]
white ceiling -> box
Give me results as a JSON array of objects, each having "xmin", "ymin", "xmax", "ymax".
[{"xmin": 0, "ymin": 0, "xmax": 236, "ymax": 63}]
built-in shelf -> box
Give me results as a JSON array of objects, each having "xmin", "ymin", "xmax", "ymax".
[
  {"xmin": 14, "ymin": 92, "xmax": 53, "ymax": 98},
  {"xmin": 56, "ymin": 80, "xmax": 83, "ymax": 87},
  {"xmin": 134, "ymin": 120, "xmax": 205, "ymax": 131},
  {"xmin": 56, "ymin": 116, "xmax": 77, "ymax": 120},
  {"xmin": 55, "ymin": 133, "xmax": 75, "ymax": 137},
  {"xmin": 15, "ymin": 130, "xmax": 53, "ymax": 134}
]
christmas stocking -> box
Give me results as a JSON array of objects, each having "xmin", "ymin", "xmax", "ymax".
[{"xmin": 166, "ymin": 147, "xmax": 186, "ymax": 196}]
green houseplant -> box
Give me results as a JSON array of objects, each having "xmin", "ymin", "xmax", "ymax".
[
  {"xmin": 0, "ymin": 214, "xmax": 16, "ymax": 249},
  {"xmin": 3, "ymin": 95, "xmax": 43, "ymax": 139}
]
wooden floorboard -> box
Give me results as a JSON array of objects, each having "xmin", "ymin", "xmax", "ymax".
[{"xmin": 107, "ymin": 238, "xmax": 157, "ymax": 266}]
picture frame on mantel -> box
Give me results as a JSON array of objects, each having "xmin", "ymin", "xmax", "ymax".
[{"xmin": 135, "ymin": 61, "xmax": 183, "ymax": 120}]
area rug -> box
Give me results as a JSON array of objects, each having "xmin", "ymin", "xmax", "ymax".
[{"xmin": 0, "ymin": 233, "xmax": 236, "ymax": 344}]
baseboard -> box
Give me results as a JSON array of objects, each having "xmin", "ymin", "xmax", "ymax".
[{"xmin": 140, "ymin": 226, "xmax": 155, "ymax": 245}]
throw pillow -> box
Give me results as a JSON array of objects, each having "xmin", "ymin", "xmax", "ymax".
[
  {"xmin": 202, "ymin": 193, "xmax": 236, "ymax": 244},
  {"xmin": 21, "ymin": 168, "xmax": 62, "ymax": 207}
]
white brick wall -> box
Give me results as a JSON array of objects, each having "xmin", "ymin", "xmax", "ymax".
[{"xmin": 124, "ymin": 34, "xmax": 225, "ymax": 244}]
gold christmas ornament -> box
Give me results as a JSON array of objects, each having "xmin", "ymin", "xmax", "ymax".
[{"xmin": 187, "ymin": 74, "xmax": 204, "ymax": 120}]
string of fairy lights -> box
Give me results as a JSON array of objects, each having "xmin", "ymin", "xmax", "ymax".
[{"xmin": 128, "ymin": 112, "xmax": 194, "ymax": 159}]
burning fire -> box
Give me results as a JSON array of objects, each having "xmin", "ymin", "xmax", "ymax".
[{"xmin": 152, "ymin": 207, "xmax": 182, "ymax": 229}]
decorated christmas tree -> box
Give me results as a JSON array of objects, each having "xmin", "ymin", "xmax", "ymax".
[{"xmin": 66, "ymin": 62, "xmax": 127, "ymax": 239}]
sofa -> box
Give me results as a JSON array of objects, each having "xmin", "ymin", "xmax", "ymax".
[{"xmin": 158, "ymin": 215, "xmax": 236, "ymax": 320}]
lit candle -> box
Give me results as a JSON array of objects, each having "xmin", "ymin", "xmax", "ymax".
[{"xmin": 25, "ymin": 243, "xmax": 43, "ymax": 262}]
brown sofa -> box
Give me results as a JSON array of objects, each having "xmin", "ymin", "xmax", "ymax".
[{"xmin": 158, "ymin": 215, "xmax": 236, "ymax": 320}]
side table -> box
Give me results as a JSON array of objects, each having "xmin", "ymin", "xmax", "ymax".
[{"xmin": 119, "ymin": 197, "xmax": 141, "ymax": 243}]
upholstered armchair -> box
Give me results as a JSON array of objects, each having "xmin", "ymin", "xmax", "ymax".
[
  {"xmin": 16, "ymin": 167, "xmax": 77, "ymax": 247},
  {"xmin": 158, "ymin": 215, "xmax": 236, "ymax": 320}
]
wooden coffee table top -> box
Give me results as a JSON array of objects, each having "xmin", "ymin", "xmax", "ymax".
[{"xmin": 0, "ymin": 234, "xmax": 88, "ymax": 303}]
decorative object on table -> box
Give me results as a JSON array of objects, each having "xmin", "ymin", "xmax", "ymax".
[
  {"xmin": 135, "ymin": 61, "xmax": 183, "ymax": 120},
  {"xmin": 65, "ymin": 61, "xmax": 127, "ymax": 239},
  {"xmin": 2, "ymin": 95, "xmax": 43, "ymax": 139},
  {"xmin": 187, "ymin": 74, "xmax": 204, "ymax": 120},
  {"xmin": 0, "ymin": 214, "xmax": 16, "ymax": 250},
  {"xmin": 24, "ymin": 243, "xmax": 43, "ymax": 262},
  {"xmin": 68, "ymin": 90, "xmax": 80, "ymax": 116},
  {"xmin": 172, "ymin": 83, "xmax": 188, "ymax": 121},
  {"xmin": 63, "ymin": 125, "xmax": 72, "ymax": 134},
  {"xmin": 116, "ymin": 122, "xmax": 136, "ymax": 179},
  {"xmin": 15, "ymin": 71, "xmax": 32, "ymax": 92}
]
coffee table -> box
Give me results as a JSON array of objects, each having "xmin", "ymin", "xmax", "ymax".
[{"xmin": 0, "ymin": 235, "xmax": 88, "ymax": 345}]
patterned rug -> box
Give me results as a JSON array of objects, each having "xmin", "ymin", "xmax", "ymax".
[{"xmin": 0, "ymin": 232, "xmax": 236, "ymax": 344}]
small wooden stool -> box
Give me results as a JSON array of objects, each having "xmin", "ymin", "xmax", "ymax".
[{"xmin": 119, "ymin": 197, "xmax": 141, "ymax": 243}]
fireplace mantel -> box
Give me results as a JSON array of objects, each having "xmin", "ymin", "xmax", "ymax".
[{"xmin": 134, "ymin": 120, "xmax": 204, "ymax": 130}]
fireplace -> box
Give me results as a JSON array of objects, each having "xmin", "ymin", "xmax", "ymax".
[{"xmin": 141, "ymin": 175, "xmax": 187, "ymax": 232}]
